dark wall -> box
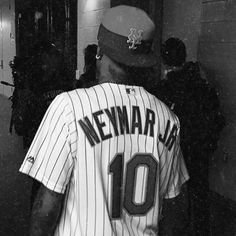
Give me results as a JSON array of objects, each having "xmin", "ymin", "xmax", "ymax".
[
  {"xmin": 198, "ymin": 3, "xmax": 236, "ymax": 233},
  {"xmin": 162, "ymin": 0, "xmax": 201, "ymax": 62},
  {"xmin": 0, "ymin": 95, "xmax": 30, "ymax": 236},
  {"xmin": 199, "ymin": 0, "xmax": 236, "ymax": 202},
  {"xmin": 162, "ymin": 1, "xmax": 236, "ymax": 234},
  {"xmin": 210, "ymin": 191, "xmax": 236, "ymax": 235}
]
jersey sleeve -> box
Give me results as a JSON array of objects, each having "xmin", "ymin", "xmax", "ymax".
[
  {"xmin": 159, "ymin": 118, "xmax": 189, "ymax": 199},
  {"xmin": 19, "ymin": 93, "xmax": 74, "ymax": 194}
]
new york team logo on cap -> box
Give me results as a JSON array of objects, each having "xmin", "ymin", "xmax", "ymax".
[{"xmin": 127, "ymin": 28, "xmax": 143, "ymax": 50}]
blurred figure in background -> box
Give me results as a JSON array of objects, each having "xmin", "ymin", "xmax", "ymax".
[
  {"xmin": 28, "ymin": 40, "xmax": 74, "ymax": 206},
  {"xmin": 23, "ymin": 40, "xmax": 74, "ymax": 148},
  {"xmin": 155, "ymin": 37, "xmax": 225, "ymax": 235},
  {"xmin": 76, "ymin": 44, "xmax": 98, "ymax": 88},
  {"xmin": 10, "ymin": 40, "xmax": 74, "ymax": 207}
]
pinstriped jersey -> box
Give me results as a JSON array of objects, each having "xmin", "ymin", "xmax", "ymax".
[{"xmin": 20, "ymin": 83, "xmax": 189, "ymax": 236}]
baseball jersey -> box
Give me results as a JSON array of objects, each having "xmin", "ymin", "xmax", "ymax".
[{"xmin": 20, "ymin": 83, "xmax": 189, "ymax": 236}]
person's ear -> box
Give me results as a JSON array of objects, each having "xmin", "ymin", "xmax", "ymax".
[{"xmin": 96, "ymin": 47, "xmax": 103, "ymax": 61}]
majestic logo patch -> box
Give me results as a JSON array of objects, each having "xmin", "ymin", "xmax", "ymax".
[
  {"xmin": 127, "ymin": 28, "xmax": 143, "ymax": 50},
  {"xmin": 126, "ymin": 88, "xmax": 136, "ymax": 95},
  {"xmin": 26, "ymin": 156, "xmax": 35, "ymax": 164}
]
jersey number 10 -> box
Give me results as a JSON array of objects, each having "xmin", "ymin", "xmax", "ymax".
[{"xmin": 109, "ymin": 153, "xmax": 158, "ymax": 219}]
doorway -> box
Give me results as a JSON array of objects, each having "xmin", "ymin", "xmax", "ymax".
[{"xmin": 0, "ymin": 0, "xmax": 16, "ymax": 97}]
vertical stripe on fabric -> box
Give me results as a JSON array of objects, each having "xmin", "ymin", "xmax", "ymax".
[
  {"xmin": 126, "ymin": 86, "xmax": 136, "ymax": 236},
  {"xmin": 72, "ymin": 90, "xmax": 85, "ymax": 236},
  {"xmin": 109, "ymin": 84, "xmax": 125, "ymax": 236},
  {"xmin": 74, "ymin": 90, "xmax": 87, "ymax": 235},
  {"xmin": 100, "ymin": 84, "xmax": 114, "ymax": 236},
  {"xmin": 117, "ymin": 84, "xmax": 130, "ymax": 236}
]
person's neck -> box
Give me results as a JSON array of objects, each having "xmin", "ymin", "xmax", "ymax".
[
  {"xmin": 97, "ymin": 72, "xmax": 115, "ymax": 84},
  {"xmin": 97, "ymin": 56, "xmax": 127, "ymax": 85},
  {"xmin": 97, "ymin": 68, "xmax": 125, "ymax": 85}
]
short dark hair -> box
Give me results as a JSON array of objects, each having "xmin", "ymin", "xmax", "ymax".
[{"xmin": 161, "ymin": 37, "xmax": 186, "ymax": 67}]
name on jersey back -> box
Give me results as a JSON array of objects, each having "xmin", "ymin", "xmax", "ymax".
[{"xmin": 78, "ymin": 105, "xmax": 177, "ymax": 150}]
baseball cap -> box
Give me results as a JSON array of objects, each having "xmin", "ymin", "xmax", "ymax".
[{"xmin": 97, "ymin": 5, "xmax": 157, "ymax": 68}]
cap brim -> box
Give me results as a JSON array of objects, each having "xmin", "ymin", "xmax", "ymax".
[
  {"xmin": 97, "ymin": 24, "xmax": 158, "ymax": 68},
  {"xmin": 100, "ymin": 42, "xmax": 158, "ymax": 68}
]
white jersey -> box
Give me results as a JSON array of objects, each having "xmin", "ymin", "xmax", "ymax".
[{"xmin": 20, "ymin": 83, "xmax": 189, "ymax": 236}]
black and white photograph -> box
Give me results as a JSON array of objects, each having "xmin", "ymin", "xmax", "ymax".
[{"xmin": 0, "ymin": 0, "xmax": 234, "ymax": 235}]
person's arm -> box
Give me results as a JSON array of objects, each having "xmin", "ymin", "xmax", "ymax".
[
  {"xmin": 18, "ymin": 93, "xmax": 74, "ymax": 235},
  {"xmin": 159, "ymin": 183, "xmax": 189, "ymax": 236},
  {"xmin": 29, "ymin": 184, "xmax": 64, "ymax": 236}
]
